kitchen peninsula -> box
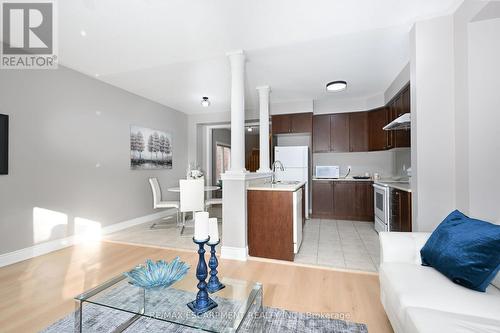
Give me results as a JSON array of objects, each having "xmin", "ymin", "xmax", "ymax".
[{"xmin": 247, "ymin": 181, "xmax": 306, "ymax": 261}]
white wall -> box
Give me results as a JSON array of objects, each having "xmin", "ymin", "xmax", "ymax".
[
  {"xmin": 384, "ymin": 63, "xmax": 410, "ymax": 103},
  {"xmin": 468, "ymin": 17, "xmax": 500, "ymax": 224},
  {"xmin": 410, "ymin": 15, "xmax": 456, "ymax": 232},
  {"xmin": 0, "ymin": 66, "xmax": 188, "ymax": 255},
  {"xmin": 314, "ymin": 151, "xmax": 395, "ymax": 178},
  {"xmin": 409, "ymin": 0, "xmax": 500, "ymax": 230},
  {"xmin": 271, "ymin": 100, "xmax": 313, "ymax": 115},
  {"xmin": 313, "ymin": 94, "xmax": 385, "ymax": 114},
  {"xmin": 394, "ymin": 149, "xmax": 411, "ymax": 177}
]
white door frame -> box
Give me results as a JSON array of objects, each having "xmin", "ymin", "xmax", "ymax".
[{"xmin": 205, "ymin": 121, "xmax": 260, "ymax": 187}]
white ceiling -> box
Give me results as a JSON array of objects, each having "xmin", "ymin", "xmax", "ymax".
[{"xmin": 56, "ymin": 0, "xmax": 461, "ymax": 114}]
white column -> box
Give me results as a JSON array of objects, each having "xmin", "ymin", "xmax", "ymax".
[
  {"xmin": 257, "ymin": 86, "xmax": 271, "ymax": 173},
  {"xmin": 226, "ymin": 50, "xmax": 246, "ymax": 173}
]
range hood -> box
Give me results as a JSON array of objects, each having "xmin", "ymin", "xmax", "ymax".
[{"xmin": 383, "ymin": 113, "xmax": 410, "ymax": 131}]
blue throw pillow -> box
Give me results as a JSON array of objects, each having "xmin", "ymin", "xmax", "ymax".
[{"xmin": 420, "ymin": 210, "xmax": 500, "ymax": 292}]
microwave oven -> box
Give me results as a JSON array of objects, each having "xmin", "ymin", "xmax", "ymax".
[{"xmin": 315, "ymin": 165, "xmax": 340, "ymax": 179}]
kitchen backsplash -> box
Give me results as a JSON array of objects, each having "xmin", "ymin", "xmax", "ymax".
[
  {"xmin": 313, "ymin": 148, "xmax": 411, "ymax": 178},
  {"xmin": 394, "ymin": 148, "xmax": 411, "ymax": 177}
]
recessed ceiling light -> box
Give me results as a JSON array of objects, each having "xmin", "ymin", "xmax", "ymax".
[
  {"xmin": 201, "ymin": 97, "xmax": 210, "ymax": 107},
  {"xmin": 80, "ymin": 30, "xmax": 87, "ymax": 37},
  {"xmin": 326, "ymin": 80, "xmax": 347, "ymax": 92},
  {"xmin": 247, "ymin": 127, "xmax": 252, "ymax": 132},
  {"xmin": 95, "ymin": 73, "xmax": 100, "ymax": 77}
]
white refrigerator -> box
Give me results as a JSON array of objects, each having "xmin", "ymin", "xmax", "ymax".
[{"xmin": 274, "ymin": 146, "xmax": 309, "ymax": 219}]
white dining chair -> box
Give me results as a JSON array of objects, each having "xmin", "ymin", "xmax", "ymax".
[
  {"xmin": 149, "ymin": 178, "xmax": 180, "ymax": 229},
  {"xmin": 179, "ymin": 178, "xmax": 205, "ymax": 235}
]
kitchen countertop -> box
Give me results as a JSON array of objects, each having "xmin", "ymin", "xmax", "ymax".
[
  {"xmin": 247, "ymin": 181, "xmax": 306, "ymax": 192},
  {"xmin": 312, "ymin": 177, "xmax": 373, "ymax": 182},
  {"xmin": 374, "ymin": 180, "xmax": 412, "ymax": 193}
]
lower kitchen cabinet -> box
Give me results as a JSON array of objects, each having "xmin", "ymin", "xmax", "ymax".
[
  {"xmin": 390, "ymin": 189, "xmax": 412, "ymax": 232},
  {"xmin": 354, "ymin": 182, "xmax": 375, "ymax": 221},
  {"xmin": 332, "ymin": 181, "xmax": 356, "ymax": 219},
  {"xmin": 333, "ymin": 181, "xmax": 374, "ymax": 221},
  {"xmin": 312, "ymin": 180, "xmax": 333, "ymax": 217},
  {"xmin": 248, "ymin": 187, "xmax": 305, "ymax": 261},
  {"xmin": 312, "ymin": 180, "xmax": 374, "ymax": 221}
]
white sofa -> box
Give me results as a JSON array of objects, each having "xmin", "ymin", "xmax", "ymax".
[{"xmin": 379, "ymin": 232, "xmax": 500, "ymax": 333}]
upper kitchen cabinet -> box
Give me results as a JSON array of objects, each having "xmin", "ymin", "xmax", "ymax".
[
  {"xmin": 311, "ymin": 82, "xmax": 411, "ymax": 153},
  {"xmin": 330, "ymin": 113, "xmax": 350, "ymax": 152},
  {"xmin": 368, "ymin": 107, "xmax": 390, "ymax": 151},
  {"xmin": 290, "ymin": 112, "xmax": 313, "ymax": 133},
  {"xmin": 349, "ymin": 112, "xmax": 368, "ymax": 152},
  {"xmin": 313, "ymin": 112, "xmax": 368, "ymax": 153},
  {"xmin": 313, "ymin": 114, "xmax": 331, "ymax": 152},
  {"xmin": 271, "ymin": 114, "xmax": 291, "ymax": 134},
  {"xmin": 271, "ymin": 113, "xmax": 312, "ymax": 135},
  {"xmin": 387, "ymin": 84, "xmax": 411, "ymax": 148}
]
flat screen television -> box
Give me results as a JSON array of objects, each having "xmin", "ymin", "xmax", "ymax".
[{"xmin": 0, "ymin": 114, "xmax": 8, "ymax": 175}]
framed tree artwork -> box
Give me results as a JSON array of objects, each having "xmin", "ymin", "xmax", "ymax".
[{"xmin": 130, "ymin": 125, "xmax": 172, "ymax": 170}]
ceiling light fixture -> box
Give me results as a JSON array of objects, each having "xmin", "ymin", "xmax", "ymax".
[
  {"xmin": 80, "ymin": 30, "xmax": 87, "ymax": 37},
  {"xmin": 326, "ymin": 80, "xmax": 347, "ymax": 92},
  {"xmin": 247, "ymin": 127, "xmax": 252, "ymax": 132},
  {"xmin": 201, "ymin": 97, "xmax": 210, "ymax": 107}
]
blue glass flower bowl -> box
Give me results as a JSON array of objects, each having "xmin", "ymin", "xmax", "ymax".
[{"xmin": 124, "ymin": 257, "xmax": 190, "ymax": 289}]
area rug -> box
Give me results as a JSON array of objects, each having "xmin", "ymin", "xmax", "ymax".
[
  {"xmin": 41, "ymin": 305, "xmax": 368, "ymax": 333},
  {"xmin": 41, "ymin": 283, "xmax": 367, "ymax": 333}
]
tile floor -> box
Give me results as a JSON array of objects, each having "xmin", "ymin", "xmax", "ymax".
[
  {"xmin": 105, "ymin": 213, "xmax": 380, "ymax": 273},
  {"xmin": 294, "ymin": 219, "xmax": 380, "ymax": 272}
]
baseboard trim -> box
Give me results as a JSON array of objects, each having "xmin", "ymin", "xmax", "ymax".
[
  {"xmin": 0, "ymin": 209, "xmax": 175, "ymax": 268},
  {"xmin": 220, "ymin": 246, "xmax": 248, "ymax": 261}
]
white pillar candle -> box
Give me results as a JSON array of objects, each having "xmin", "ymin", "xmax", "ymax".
[
  {"xmin": 194, "ymin": 212, "xmax": 209, "ymax": 241},
  {"xmin": 208, "ymin": 218, "xmax": 219, "ymax": 244}
]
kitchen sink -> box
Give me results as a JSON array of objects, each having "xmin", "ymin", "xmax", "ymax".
[{"xmin": 266, "ymin": 180, "xmax": 301, "ymax": 185}]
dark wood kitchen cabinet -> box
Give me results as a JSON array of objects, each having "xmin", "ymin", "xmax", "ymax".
[
  {"xmin": 312, "ymin": 180, "xmax": 334, "ymax": 217},
  {"xmin": 390, "ymin": 189, "xmax": 412, "ymax": 232},
  {"xmin": 349, "ymin": 112, "xmax": 368, "ymax": 152},
  {"xmin": 313, "ymin": 114, "xmax": 331, "ymax": 152},
  {"xmin": 272, "ymin": 113, "xmax": 312, "ymax": 135},
  {"xmin": 387, "ymin": 84, "xmax": 411, "ymax": 148},
  {"xmin": 332, "ymin": 181, "xmax": 374, "ymax": 221},
  {"xmin": 332, "ymin": 181, "xmax": 356, "ymax": 219},
  {"xmin": 368, "ymin": 107, "xmax": 390, "ymax": 151},
  {"xmin": 311, "ymin": 82, "xmax": 411, "ymax": 153},
  {"xmin": 312, "ymin": 180, "xmax": 374, "ymax": 221},
  {"xmin": 248, "ymin": 186, "xmax": 306, "ymax": 261},
  {"xmin": 330, "ymin": 113, "xmax": 350, "ymax": 152},
  {"xmin": 291, "ymin": 112, "xmax": 313, "ymax": 133},
  {"xmin": 271, "ymin": 114, "xmax": 291, "ymax": 134},
  {"xmin": 354, "ymin": 182, "xmax": 375, "ymax": 221}
]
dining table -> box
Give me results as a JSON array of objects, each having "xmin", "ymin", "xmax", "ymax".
[
  {"xmin": 166, "ymin": 185, "xmax": 220, "ymax": 192},
  {"xmin": 167, "ymin": 185, "xmax": 220, "ymax": 235}
]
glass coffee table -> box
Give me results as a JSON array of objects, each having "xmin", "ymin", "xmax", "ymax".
[{"xmin": 74, "ymin": 269, "xmax": 263, "ymax": 333}]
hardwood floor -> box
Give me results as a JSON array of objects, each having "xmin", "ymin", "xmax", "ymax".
[{"xmin": 0, "ymin": 241, "xmax": 393, "ymax": 333}]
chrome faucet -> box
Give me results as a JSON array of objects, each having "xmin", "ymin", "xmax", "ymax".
[{"xmin": 271, "ymin": 160, "xmax": 285, "ymax": 183}]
